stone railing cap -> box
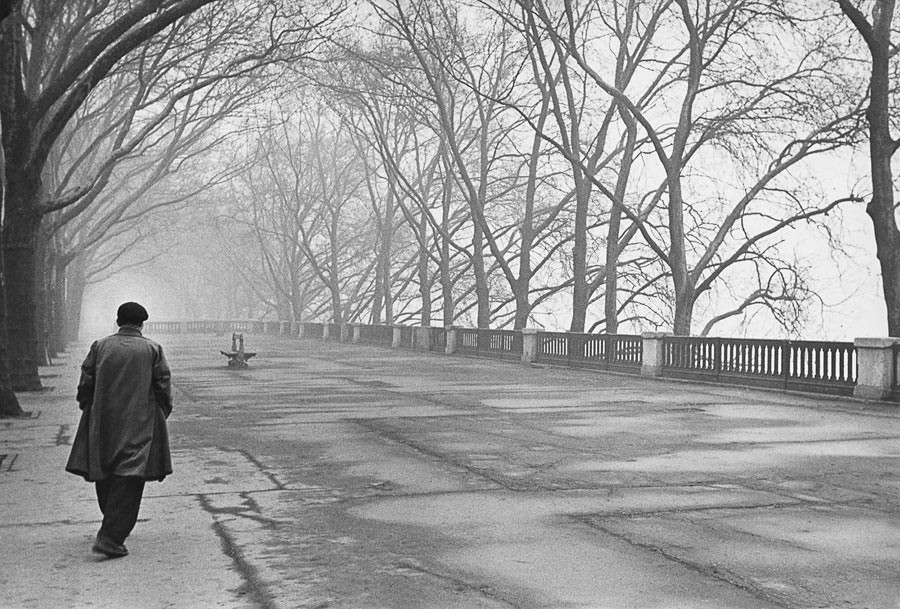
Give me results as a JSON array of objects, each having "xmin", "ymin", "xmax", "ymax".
[
  {"xmin": 854, "ymin": 337, "xmax": 900, "ymax": 348},
  {"xmin": 641, "ymin": 332, "xmax": 673, "ymax": 339}
]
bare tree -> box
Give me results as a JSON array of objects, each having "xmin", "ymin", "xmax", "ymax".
[
  {"xmin": 519, "ymin": 0, "xmax": 861, "ymax": 335},
  {"xmin": 838, "ymin": 0, "xmax": 900, "ymax": 335}
]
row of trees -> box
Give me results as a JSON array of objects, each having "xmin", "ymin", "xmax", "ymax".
[
  {"xmin": 1, "ymin": 0, "xmax": 899, "ymax": 417},
  {"xmin": 208, "ymin": 1, "xmax": 876, "ymax": 334},
  {"xmin": 0, "ymin": 0, "xmax": 341, "ymax": 415}
]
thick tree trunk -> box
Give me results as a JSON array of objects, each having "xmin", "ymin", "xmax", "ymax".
[
  {"xmin": 472, "ymin": 219, "xmax": 490, "ymax": 328},
  {"xmin": 865, "ymin": 2, "xmax": 900, "ymax": 336},
  {"xmin": 330, "ymin": 283, "xmax": 343, "ymax": 325},
  {"xmin": 668, "ymin": 177, "xmax": 693, "ymax": 336},
  {"xmin": 672, "ymin": 294, "xmax": 694, "ymax": 337},
  {"xmin": 512, "ymin": 252, "xmax": 533, "ymax": 327},
  {"xmin": 0, "ymin": 211, "xmax": 24, "ymax": 416},
  {"xmin": 513, "ymin": 286, "xmax": 531, "ymax": 330},
  {"xmin": 569, "ymin": 174, "xmax": 590, "ymax": 333},
  {"xmin": 0, "ymin": 380, "xmax": 21, "ymax": 416},
  {"xmin": 0, "ymin": 33, "xmax": 23, "ymax": 415},
  {"xmin": 3, "ymin": 166, "xmax": 43, "ymax": 391},
  {"xmin": 866, "ymin": 196, "xmax": 900, "ymax": 335},
  {"xmin": 440, "ymin": 264, "xmax": 453, "ymax": 326}
]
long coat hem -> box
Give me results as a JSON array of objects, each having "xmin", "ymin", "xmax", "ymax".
[{"xmin": 65, "ymin": 327, "xmax": 174, "ymax": 483}]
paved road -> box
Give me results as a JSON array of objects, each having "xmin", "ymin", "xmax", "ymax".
[{"xmin": 2, "ymin": 333, "xmax": 899, "ymax": 608}]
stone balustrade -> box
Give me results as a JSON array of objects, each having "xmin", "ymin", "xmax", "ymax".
[{"xmin": 140, "ymin": 320, "xmax": 900, "ymax": 402}]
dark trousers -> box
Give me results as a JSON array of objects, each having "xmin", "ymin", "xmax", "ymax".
[{"xmin": 95, "ymin": 476, "xmax": 145, "ymax": 545}]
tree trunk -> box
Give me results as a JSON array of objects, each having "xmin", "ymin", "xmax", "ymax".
[
  {"xmin": 330, "ymin": 282, "xmax": 343, "ymax": 325},
  {"xmin": 668, "ymin": 176, "xmax": 693, "ymax": 336},
  {"xmin": 864, "ymin": 1, "xmax": 900, "ymax": 335},
  {"xmin": 418, "ymin": 213, "xmax": 431, "ymax": 326},
  {"xmin": 513, "ymin": 250, "xmax": 532, "ymax": 330},
  {"xmin": 65, "ymin": 256, "xmax": 87, "ymax": 343},
  {"xmin": 440, "ymin": 184, "xmax": 453, "ymax": 327},
  {"xmin": 0, "ymin": 368, "xmax": 22, "ymax": 416},
  {"xmin": 371, "ymin": 189, "xmax": 393, "ymax": 325},
  {"xmin": 604, "ymin": 206, "xmax": 622, "ymax": 334},
  {"xmin": 382, "ymin": 189, "xmax": 394, "ymax": 325},
  {"xmin": 514, "ymin": 126, "xmax": 541, "ymax": 331},
  {"xmin": 672, "ymin": 293, "xmax": 694, "ymax": 336},
  {"xmin": 0, "ymin": 183, "xmax": 24, "ymax": 416},
  {"xmin": 382, "ymin": 253, "xmax": 394, "ymax": 325},
  {"xmin": 3, "ymin": 165, "xmax": 43, "ymax": 391},
  {"xmin": 34, "ymin": 232, "xmax": 51, "ymax": 364},
  {"xmin": 371, "ymin": 259, "xmax": 384, "ymax": 325},
  {"xmin": 48, "ymin": 257, "xmax": 68, "ymax": 356},
  {"xmin": 603, "ymin": 104, "xmax": 637, "ymax": 335},
  {"xmin": 569, "ymin": 171, "xmax": 590, "ymax": 333},
  {"xmin": 472, "ymin": 218, "xmax": 490, "ymax": 328},
  {"xmin": 670, "ymin": 257, "xmax": 694, "ymax": 336}
]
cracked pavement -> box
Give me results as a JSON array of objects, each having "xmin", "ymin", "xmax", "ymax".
[{"xmin": 1, "ymin": 333, "xmax": 899, "ymax": 608}]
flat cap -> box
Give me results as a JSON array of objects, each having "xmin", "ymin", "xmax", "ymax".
[{"xmin": 116, "ymin": 301, "xmax": 149, "ymax": 326}]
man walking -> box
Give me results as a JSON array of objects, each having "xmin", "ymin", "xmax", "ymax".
[{"xmin": 66, "ymin": 302, "xmax": 174, "ymax": 558}]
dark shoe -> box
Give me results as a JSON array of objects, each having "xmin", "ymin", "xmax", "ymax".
[{"xmin": 92, "ymin": 534, "xmax": 128, "ymax": 558}]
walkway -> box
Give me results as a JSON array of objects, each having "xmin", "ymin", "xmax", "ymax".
[{"xmin": 2, "ymin": 333, "xmax": 898, "ymax": 609}]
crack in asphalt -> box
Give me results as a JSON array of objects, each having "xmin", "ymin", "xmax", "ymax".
[
  {"xmin": 197, "ymin": 493, "xmax": 281, "ymax": 609},
  {"xmin": 395, "ymin": 559, "xmax": 524, "ymax": 608},
  {"xmin": 199, "ymin": 491, "xmax": 283, "ymax": 527},
  {"xmin": 573, "ymin": 514, "xmax": 802, "ymax": 609},
  {"xmin": 571, "ymin": 499, "xmax": 805, "ymax": 520},
  {"xmin": 233, "ymin": 447, "xmax": 287, "ymax": 491},
  {"xmin": 352, "ymin": 418, "xmax": 515, "ymax": 490}
]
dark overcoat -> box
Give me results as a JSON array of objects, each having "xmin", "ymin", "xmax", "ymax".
[{"xmin": 66, "ymin": 326, "xmax": 174, "ymax": 482}]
